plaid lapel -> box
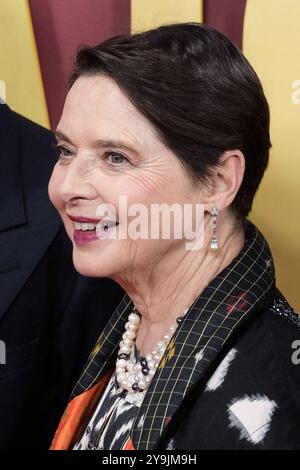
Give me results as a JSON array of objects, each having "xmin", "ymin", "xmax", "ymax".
[
  {"xmin": 71, "ymin": 294, "xmax": 132, "ymax": 398},
  {"xmin": 70, "ymin": 219, "xmax": 276, "ymax": 450}
]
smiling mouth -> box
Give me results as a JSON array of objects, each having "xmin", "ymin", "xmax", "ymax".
[
  {"xmin": 67, "ymin": 214, "xmax": 119, "ymax": 233},
  {"xmin": 73, "ymin": 220, "xmax": 119, "ymax": 232}
]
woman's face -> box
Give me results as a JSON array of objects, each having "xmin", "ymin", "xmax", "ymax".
[{"xmin": 48, "ymin": 75, "xmax": 203, "ymax": 279}]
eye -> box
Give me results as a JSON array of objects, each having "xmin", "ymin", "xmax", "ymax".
[
  {"xmin": 106, "ymin": 152, "xmax": 130, "ymax": 166},
  {"xmin": 52, "ymin": 142, "xmax": 74, "ymax": 160}
]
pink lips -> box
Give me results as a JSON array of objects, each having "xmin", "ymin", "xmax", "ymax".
[
  {"xmin": 67, "ymin": 214, "xmax": 101, "ymax": 223},
  {"xmin": 66, "ymin": 213, "xmax": 118, "ymax": 246},
  {"xmin": 67, "ymin": 213, "xmax": 101, "ymax": 246},
  {"xmin": 73, "ymin": 229, "xmax": 99, "ymax": 245}
]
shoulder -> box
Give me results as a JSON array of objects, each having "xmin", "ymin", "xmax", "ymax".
[
  {"xmin": 198, "ymin": 289, "xmax": 299, "ymax": 448},
  {"xmin": 267, "ymin": 288, "xmax": 300, "ymax": 335},
  {"xmin": 223, "ymin": 288, "xmax": 300, "ymax": 446},
  {"xmin": 261, "ymin": 289, "xmax": 300, "ymax": 402},
  {"xmin": 254, "ymin": 288, "xmax": 300, "ymax": 372},
  {"xmin": 12, "ymin": 108, "xmax": 54, "ymax": 148},
  {"xmin": 8, "ymin": 106, "xmax": 57, "ymax": 182},
  {"xmin": 1, "ymin": 104, "xmax": 54, "ymax": 158},
  {"xmin": 234, "ymin": 288, "xmax": 300, "ymax": 384},
  {"xmin": 0, "ymin": 104, "xmax": 51, "ymax": 137}
]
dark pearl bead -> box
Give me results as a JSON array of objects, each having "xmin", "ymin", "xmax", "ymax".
[
  {"xmin": 176, "ymin": 316, "xmax": 184, "ymax": 324},
  {"xmin": 142, "ymin": 367, "xmax": 149, "ymax": 375},
  {"xmin": 118, "ymin": 353, "xmax": 129, "ymax": 360},
  {"xmin": 132, "ymin": 383, "xmax": 140, "ymax": 391},
  {"xmin": 140, "ymin": 359, "xmax": 148, "ymax": 367}
]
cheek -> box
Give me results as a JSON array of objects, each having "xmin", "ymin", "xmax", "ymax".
[
  {"xmin": 95, "ymin": 177, "xmax": 153, "ymax": 220},
  {"xmin": 123, "ymin": 174, "xmax": 191, "ymax": 208},
  {"xmin": 122, "ymin": 172, "xmax": 172, "ymax": 207},
  {"xmin": 48, "ymin": 165, "xmax": 63, "ymax": 210},
  {"xmin": 123, "ymin": 157, "xmax": 191, "ymax": 205}
]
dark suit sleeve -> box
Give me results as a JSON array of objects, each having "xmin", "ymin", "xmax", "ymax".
[{"xmin": 0, "ymin": 107, "xmax": 124, "ymax": 449}]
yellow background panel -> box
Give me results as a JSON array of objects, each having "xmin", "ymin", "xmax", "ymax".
[
  {"xmin": 0, "ymin": 0, "xmax": 49, "ymax": 127},
  {"xmin": 244, "ymin": 0, "xmax": 300, "ymax": 311},
  {"xmin": 131, "ymin": 0, "xmax": 202, "ymax": 32}
]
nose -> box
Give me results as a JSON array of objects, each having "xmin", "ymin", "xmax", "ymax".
[{"xmin": 56, "ymin": 157, "xmax": 98, "ymax": 205}]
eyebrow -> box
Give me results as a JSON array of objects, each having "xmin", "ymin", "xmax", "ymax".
[{"xmin": 54, "ymin": 130, "xmax": 139, "ymax": 155}]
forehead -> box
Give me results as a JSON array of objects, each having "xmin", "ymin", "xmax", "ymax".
[{"xmin": 59, "ymin": 75, "xmax": 159, "ymax": 147}]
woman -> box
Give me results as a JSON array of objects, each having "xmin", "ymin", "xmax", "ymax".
[{"xmin": 48, "ymin": 23, "xmax": 300, "ymax": 450}]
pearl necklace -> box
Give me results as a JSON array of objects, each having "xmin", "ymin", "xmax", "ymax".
[{"xmin": 115, "ymin": 306, "xmax": 186, "ymax": 394}]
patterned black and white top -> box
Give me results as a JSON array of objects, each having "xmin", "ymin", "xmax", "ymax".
[{"xmin": 73, "ymin": 345, "xmax": 146, "ymax": 450}]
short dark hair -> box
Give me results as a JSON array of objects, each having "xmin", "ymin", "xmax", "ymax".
[{"xmin": 68, "ymin": 22, "xmax": 271, "ymax": 219}]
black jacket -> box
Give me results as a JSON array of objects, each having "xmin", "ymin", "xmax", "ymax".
[
  {"xmin": 52, "ymin": 220, "xmax": 300, "ymax": 450},
  {"xmin": 0, "ymin": 104, "xmax": 124, "ymax": 449}
]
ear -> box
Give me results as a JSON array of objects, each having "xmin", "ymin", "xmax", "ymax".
[{"xmin": 202, "ymin": 150, "xmax": 245, "ymax": 212}]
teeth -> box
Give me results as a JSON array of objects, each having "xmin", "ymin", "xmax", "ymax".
[
  {"xmin": 74, "ymin": 220, "xmax": 119, "ymax": 231},
  {"xmin": 74, "ymin": 222, "xmax": 97, "ymax": 231}
]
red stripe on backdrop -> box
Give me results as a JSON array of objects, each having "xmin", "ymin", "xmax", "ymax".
[
  {"xmin": 203, "ymin": 0, "xmax": 247, "ymax": 49},
  {"xmin": 29, "ymin": 0, "xmax": 131, "ymax": 129}
]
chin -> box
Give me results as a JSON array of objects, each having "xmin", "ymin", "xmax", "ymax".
[{"xmin": 71, "ymin": 247, "xmax": 118, "ymax": 279}]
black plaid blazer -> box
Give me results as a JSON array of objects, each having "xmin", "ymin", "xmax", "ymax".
[{"xmin": 54, "ymin": 220, "xmax": 300, "ymax": 450}]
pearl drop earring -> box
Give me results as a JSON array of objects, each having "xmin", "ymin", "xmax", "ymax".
[{"xmin": 210, "ymin": 207, "xmax": 219, "ymax": 250}]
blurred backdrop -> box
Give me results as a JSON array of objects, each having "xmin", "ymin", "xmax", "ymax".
[{"xmin": 0, "ymin": 0, "xmax": 299, "ymax": 311}]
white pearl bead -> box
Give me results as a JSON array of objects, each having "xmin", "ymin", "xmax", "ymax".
[
  {"xmin": 128, "ymin": 313, "xmax": 140, "ymax": 323},
  {"xmin": 117, "ymin": 373, "xmax": 126, "ymax": 382},
  {"xmin": 124, "ymin": 331, "xmax": 135, "ymax": 340},
  {"xmin": 128, "ymin": 323, "xmax": 138, "ymax": 332},
  {"xmin": 116, "ymin": 359, "xmax": 127, "ymax": 367},
  {"xmin": 115, "ymin": 305, "xmax": 189, "ymax": 394}
]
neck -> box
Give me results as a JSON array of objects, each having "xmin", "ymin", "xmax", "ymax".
[{"xmin": 113, "ymin": 214, "xmax": 245, "ymax": 357}]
